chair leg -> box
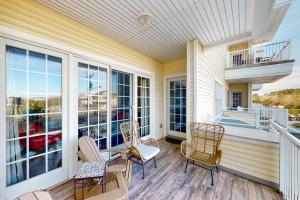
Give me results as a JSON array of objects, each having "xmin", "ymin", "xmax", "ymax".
[
  {"xmin": 153, "ymin": 157, "xmax": 157, "ymax": 168},
  {"xmin": 216, "ymin": 166, "xmax": 219, "ymax": 173},
  {"xmin": 142, "ymin": 162, "xmax": 145, "ymax": 179},
  {"xmin": 184, "ymin": 159, "xmax": 189, "ymax": 173},
  {"xmin": 210, "ymin": 169, "xmax": 214, "ymax": 186}
]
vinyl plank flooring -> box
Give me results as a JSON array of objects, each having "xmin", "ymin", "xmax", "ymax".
[{"xmin": 49, "ymin": 139, "xmax": 283, "ymax": 200}]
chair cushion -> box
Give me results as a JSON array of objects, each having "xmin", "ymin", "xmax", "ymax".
[{"xmin": 135, "ymin": 144, "xmax": 160, "ymax": 160}]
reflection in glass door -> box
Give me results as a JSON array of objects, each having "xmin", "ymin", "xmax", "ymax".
[
  {"xmin": 6, "ymin": 45, "xmax": 63, "ymax": 186},
  {"xmin": 137, "ymin": 76, "xmax": 150, "ymax": 137},
  {"xmin": 168, "ymin": 79, "xmax": 186, "ymax": 137},
  {"xmin": 111, "ymin": 70, "xmax": 133, "ymax": 147},
  {"xmin": 77, "ymin": 63, "xmax": 108, "ymax": 150}
]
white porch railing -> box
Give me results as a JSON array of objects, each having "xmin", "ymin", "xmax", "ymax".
[
  {"xmin": 227, "ymin": 41, "xmax": 292, "ymax": 68},
  {"xmin": 271, "ymin": 121, "xmax": 300, "ymax": 200},
  {"xmin": 256, "ymin": 108, "xmax": 288, "ymax": 130},
  {"xmin": 223, "ymin": 106, "xmax": 288, "ymax": 130}
]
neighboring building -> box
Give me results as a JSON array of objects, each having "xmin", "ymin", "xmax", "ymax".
[{"xmin": 0, "ymin": 0, "xmax": 297, "ymax": 199}]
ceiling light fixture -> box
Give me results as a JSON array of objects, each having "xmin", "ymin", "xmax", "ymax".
[{"xmin": 137, "ymin": 12, "xmax": 153, "ymax": 28}]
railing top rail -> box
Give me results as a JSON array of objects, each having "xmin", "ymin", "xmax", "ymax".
[
  {"xmin": 255, "ymin": 40, "xmax": 289, "ymax": 48},
  {"xmin": 272, "ymin": 120, "xmax": 300, "ymax": 147},
  {"xmin": 228, "ymin": 41, "xmax": 290, "ymax": 55}
]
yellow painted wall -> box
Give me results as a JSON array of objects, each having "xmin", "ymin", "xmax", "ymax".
[
  {"xmin": 0, "ymin": 0, "xmax": 162, "ymax": 70},
  {"xmin": 228, "ymin": 83, "xmax": 249, "ymax": 107},
  {"xmin": 221, "ymin": 138, "xmax": 279, "ymax": 184},
  {"xmin": 0, "ymin": 0, "xmax": 165, "ymax": 138},
  {"xmin": 228, "ymin": 42, "xmax": 249, "ymax": 52},
  {"xmin": 163, "ymin": 58, "xmax": 186, "ymax": 77}
]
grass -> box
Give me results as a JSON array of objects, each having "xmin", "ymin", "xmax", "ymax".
[{"xmin": 292, "ymin": 123, "xmax": 300, "ymax": 128}]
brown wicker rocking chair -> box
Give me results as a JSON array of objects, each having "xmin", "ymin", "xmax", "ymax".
[
  {"xmin": 181, "ymin": 122, "xmax": 224, "ymax": 185},
  {"xmin": 120, "ymin": 121, "xmax": 160, "ymax": 179}
]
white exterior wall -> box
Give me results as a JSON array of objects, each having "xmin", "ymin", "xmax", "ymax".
[
  {"xmin": 186, "ymin": 41, "xmax": 196, "ymax": 142},
  {"xmin": 186, "ymin": 40, "xmax": 227, "ymax": 140},
  {"xmin": 196, "ymin": 43, "xmax": 227, "ymax": 122}
]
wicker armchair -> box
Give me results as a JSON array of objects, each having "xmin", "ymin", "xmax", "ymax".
[
  {"xmin": 120, "ymin": 121, "xmax": 160, "ymax": 179},
  {"xmin": 181, "ymin": 122, "xmax": 224, "ymax": 185}
]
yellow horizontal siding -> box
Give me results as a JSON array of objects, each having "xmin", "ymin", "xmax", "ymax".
[
  {"xmin": 221, "ymin": 139, "xmax": 279, "ymax": 156},
  {"xmin": 220, "ymin": 138, "xmax": 280, "ymax": 184},
  {"xmin": 0, "ymin": 0, "xmax": 162, "ymax": 70},
  {"xmin": 163, "ymin": 58, "xmax": 186, "ymax": 76},
  {"xmin": 0, "ymin": 0, "xmax": 165, "ymax": 139}
]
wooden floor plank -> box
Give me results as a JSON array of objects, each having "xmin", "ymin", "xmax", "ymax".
[{"xmin": 49, "ymin": 139, "xmax": 282, "ymax": 200}]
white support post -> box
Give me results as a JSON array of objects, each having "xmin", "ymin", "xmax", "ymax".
[
  {"xmin": 186, "ymin": 41, "xmax": 192, "ymax": 143},
  {"xmin": 248, "ymin": 83, "xmax": 252, "ymax": 108},
  {"xmin": 186, "ymin": 40, "xmax": 199, "ymax": 143}
]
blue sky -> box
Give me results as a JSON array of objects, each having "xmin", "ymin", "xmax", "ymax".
[{"xmin": 255, "ymin": 0, "xmax": 300, "ymax": 95}]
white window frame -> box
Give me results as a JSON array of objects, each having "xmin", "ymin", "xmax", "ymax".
[
  {"xmin": 135, "ymin": 73, "xmax": 153, "ymax": 140},
  {"xmin": 0, "ymin": 38, "xmax": 69, "ymax": 200},
  {"xmin": 214, "ymin": 79, "xmax": 223, "ymax": 117},
  {"xmin": 165, "ymin": 76, "xmax": 187, "ymax": 139},
  {"xmin": 74, "ymin": 57, "xmax": 110, "ymax": 159}
]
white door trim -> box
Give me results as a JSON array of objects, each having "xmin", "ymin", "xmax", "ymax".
[
  {"xmin": 135, "ymin": 73, "xmax": 154, "ymax": 140},
  {"xmin": 0, "ymin": 35, "xmax": 7, "ymax": 200},
  {"xmin": 1, "ymin": 38, "xmax": 69, "ymax": 200},
  {"xmin": 164, "ymin": 76, "xmax": 187, "ymax": 139}
]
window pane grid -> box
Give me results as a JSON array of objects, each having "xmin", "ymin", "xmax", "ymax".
[
  {"xmin": 78, "ymin": 63, "xmax": 108, "ymax": 150},
  {"xmin": 137, "ymin": 77, "xmax": 150, "ymax": 137},
  {"xmin": 169, "ymin": 80, "xmax": 186, "ymax": 133},
  {"xmin": 6, "ymin": 46, "xmax": 63, "ymax": 186},
  {"xmin": 111, "ymin": 70, "xmax": 132, "ymax": 147}
]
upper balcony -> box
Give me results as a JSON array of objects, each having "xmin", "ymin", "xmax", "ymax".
[{"xmin": 225, "ymin": 41, "xmax": 295, "ymax": 84}]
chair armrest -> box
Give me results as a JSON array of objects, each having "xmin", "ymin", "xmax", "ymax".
[
  {"xmin": 216, "ymin": 149, "xmax": 222, "ymax": 165},
  {"xmin": 107, "ymin": 164, "xmax": 126, "ymax": 173},
  {"xmin": 180, "ymin": 141, "xmax": 193, "ymax": 159},
  {"xmin": 141, "ymin": 138, "xmax": 159, "ymax": 148}
]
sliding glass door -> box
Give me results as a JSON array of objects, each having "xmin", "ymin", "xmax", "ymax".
[
  {"xmin": 137, "ymin": 76, "xmax": 151, "ymax": 137},
  {"xmin": 111, "ymin": 70, "xmax": 133, "ymax": 147},
  {"xmin": 77, "ymin": 62, "xmax": 108, "ymax": 150},
  {"xmin": 4, "ymin": 41, "xmax": 67, "ymax": 198}
]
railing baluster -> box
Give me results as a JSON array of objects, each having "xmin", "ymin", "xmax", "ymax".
[
  {"xmin": 227, "ymin": 41, "xmax": 291, "ymax": 68},
  {"xmin": 273, "ymin": 120, "xmax": 300, "ymax": 200}
]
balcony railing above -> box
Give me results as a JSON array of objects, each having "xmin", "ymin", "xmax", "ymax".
[{"xmin": 227, "ymin": 41, "xmax": 292, "ymax": 68}]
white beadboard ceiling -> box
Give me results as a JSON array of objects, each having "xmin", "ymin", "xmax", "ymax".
[{"xmin": 37, "ymin": 0, "xmax": 289, "ymax": 62}]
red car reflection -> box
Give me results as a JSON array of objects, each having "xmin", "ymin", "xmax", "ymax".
[{"xmin": 19, "ymin": 124, "xmax": 61, "ymax": 151}]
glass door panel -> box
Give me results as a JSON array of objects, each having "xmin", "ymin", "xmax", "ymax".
[
  {"xmin": 137, "ymin": 76, "xmax": 150, "ymax": 137},
  {"xmin": 6, "ymin": 45, "xmax": 63, "ymax": 186},
  {"xmin": 232, "ymin": 91, "xmax": 242, "ymax": 109},
  {"xmin": 77, "ymin": 63, "xmax": 108, "ymax": 150},
  {"xmin": 111, "ymin": 70, "xmax": 133, "ymax": 147},
  {"xmin": 168, "ymin": 78, "xmax": 186, "ymax": 137}
]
